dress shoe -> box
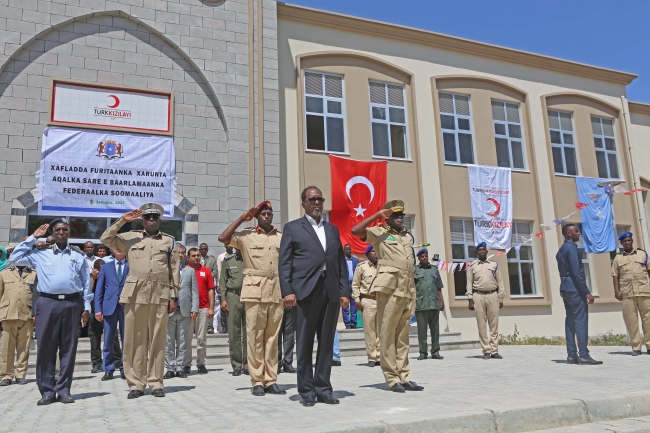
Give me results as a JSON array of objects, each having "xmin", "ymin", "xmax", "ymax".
[
  {"xmin": 647, "ymin": 350, "xmax": 650, "ymax": 355},
  {"xmin": 277, "ymin": 365, "xmax": 283, "ymax": 374},
  {"xmin": 183, "ymin": 366, "xmax": 191, "ymax": 374},
  {"xmin": 431, "ymin": 353, "xmax": 444, "ymax": 360},
  {"xmin": 391, "ymin": 383, "xmax": 405, "ymax": 393},
  {"xmin": 368, "ymin": 361, "xmax": 376, "ymax": 367},
  {"xmin": 402, "ymin": 381, "xmax": 424, "ymax": 391},
  {"xmin": 491, "ymin": 353, "xmax": 503, "ymax": 359},
  {"xmin": 482, "ymin": 353, "xmax": 491, "ymax": 360},
  {"xmin": 632, "ymin": 350, "xmax": 642, "ymax": 356},
  {"xmin": 417, "ymin": 354, "xmax": 427, "ymax": 360},
  {"xmin": 175, "ymin": 371, "xmax": 187, "ymax": 378},
  {"xmin": 332, "ymin": 360, "xmax": 341, "ymax": 366},
  {"xmin": 163, "ymin": 371, "xmax": 175, "ymax": 379},
  {"xmin": 300, "ymin": 395, "xmax": 317, "ymax": 407},
  {"xmin": 101, "ymin": 372, "xmax": 114, "ymax": 381},
  {"xmin": 567, "ymin": 357, "xmax": 579, "ymax": 364},
  {"xmin": 0, "ymin": 379, "xmax": 11, "ymax": 386},
  {"xmin": 56, "ymin": 394, "xmax": 75, "ymax": 404},
  {"xmin": 197, "ymin": 365, "xmax": 208, "ymax": 374},
  {"xmin": 127, "ymin": 390, "xmax": 144, "ymax": 399},
  {"xmin": 251, "ymin": 385, "xmax": 265, "ymax": 396},
  {"xmin": 375, "ymin": 360, "xmax": 380, "ymax": 366},
  {"xmin": 243, "ymin": 368, "xmax": 249, "ymax": 375},
  {"xmin": 121, "ymin": 373, "xmax": 126, "ymax": 380},
  {"xmin": 264, "ymin": 383, "xmax": 287, "ymax": 395},
  {"xmin": 283, "ymin": 364, "xmax": 297, "ymax": 373},
  {"xmin": 317, "ymin": 393, "xmax": 339, "ymax": 404},
  {"xmin": 91, "ymin": 365, "xmax": 102, "ymax": 374},
  {"xmin": 207, "ymin": 329, "xmax": 214, "ymax": 335},
  {"xmin": 578, "ymin": 357, "xmax": 603, "ymax": 365},
  {"xmin": 15, "ymin": 378, "xmax": 27, "ymax": 385},
  {"xmin": 37, "ymin": 395, "xmax": 55, "ymax": 406},
  {"xmin": 152, "ymin": 388, "xmax": 165, "ymax": 397},
  {"xmin": 232, "ymin": 369, "xmax": 242, "ymax": 376}
]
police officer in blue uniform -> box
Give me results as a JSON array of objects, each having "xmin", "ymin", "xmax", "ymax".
[
  {"xmin": 556, "ymin": 224, "xmax": 602, "ymax": 365},
  {"xmin": 10, "ymin": 218, "xmax": 93, "ymax": 405}
]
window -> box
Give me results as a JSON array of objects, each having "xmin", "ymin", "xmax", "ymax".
[
  {"xmin": 439, "ymin": 92, "xmax": 474, "ymax": 164},
  {"xmin": 575, "ymin": 223, "xmax": 593, "ymax": 291},
  {"xmin": 369, "ymin": 81, "xmax": 408, "ymax": 159},
  {"xmin": 450, "ymin": 219, "xmax": 477, "ymax": 297},
  {"xmin": 304, "ymin": 71, "xmax": 345, "ymax": 153},
  {"xmin": 403, "ymin": 215, "xmax": 417, "ymax": 244},
  {"xmin": 610, "ymin": 225, "xmax": 631, "ymax": 260},
  {"xmin": 548, "ymin": 110, "xmax": 578, "ymax": 176},
  {"xmin": 492, "ymin": 101, "xmax": 525, "ymax": 169},
  {"xmin": 507, "ymin": 222, "xmax": 536, "ymax": 296},
  {"xmin": 592, "ymin": 116, "xmax": 619, "ymax": 179}
]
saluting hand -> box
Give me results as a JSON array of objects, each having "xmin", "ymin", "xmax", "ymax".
[
  {"xmin": 122, "ymin": 209, "xmax": 143, "ymax": 223},
  {"xmin": 33, "ymin": 224, "xmax": 49, "ymax": 238},
  {"xmin": 377, "ymin": 208, "xmax": 393, "ymax": 220},
  {"xmin": 241, "ymin": 206, "xmax": 259, "ymax": 222}
]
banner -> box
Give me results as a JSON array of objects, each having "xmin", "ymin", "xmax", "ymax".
[
  {"xmin": 330, "ymin": 155, "xmax": 387, "ymax": 254},
  {"xmin": 468, "ymin": 164, "xmax": 513, "ymax": 249},
  {"xmin": 37, "ymin": 127, "xmax": 176, "ymax": 217},
  {"xmin": 575, "ymin": 176, "xmax": 615, "ymax": 253}
]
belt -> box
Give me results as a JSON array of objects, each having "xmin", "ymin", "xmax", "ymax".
[
  {"xmin": 378, "ymin": 259, "xmax": 414, "ymax": 272},
  {"xmin": 227, "ymin": 288, "xmax": 242, "ymax": 295},
  {"xmin": 244, "ymin": 269, "xmax": 277, "ymax": 278},
  {"xmin": 39, "ymin": 292, "xmax": 81, "ymax": 301},
  {"xmin": 473, "ymin": 289, "xmax": 498, "ymax": 295},
  {"xmin": 360, "ymin": 294, "xmax": 376, "ymax": 300}
]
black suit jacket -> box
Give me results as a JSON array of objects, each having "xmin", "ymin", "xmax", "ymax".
[{"xmin": 279, "ymin": 215, "xmax": 350, "ymax": 303}]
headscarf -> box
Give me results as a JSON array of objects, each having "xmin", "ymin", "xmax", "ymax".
[{"xmin": 0, "ymin": 246, "xmax": 7, "ymax": 272}]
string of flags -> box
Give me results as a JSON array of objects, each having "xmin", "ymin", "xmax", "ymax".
[{"xmin": 434, "ymin": 184, "xmax": 645, "ymax": 273}]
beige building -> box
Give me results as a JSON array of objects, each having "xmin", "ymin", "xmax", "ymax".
[{"xmin": 277, "ymin": 3, "xmax": 650, "ymax": 338}]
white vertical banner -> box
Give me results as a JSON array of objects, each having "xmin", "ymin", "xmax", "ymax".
[{"xmin": 468, "ymin": 164, "xmax": 513, "ymax": 249}]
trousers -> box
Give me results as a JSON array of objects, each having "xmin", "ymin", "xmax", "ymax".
[
  {"xmin": 473, "ymin": 291, "xmax": 500, "ymax": 354},
  {"xmin": 165, "ymin": 309, "xmax": 192, "ymax": 372},
  {"xmin": 342, "ymin": 297, "xmax": 357, "ymax": 328},
  {"xmin": 186, "ymin": 308, "xmax": 209, "ymax": 367},
  {"xmin": 416, "ymin": 309, "xmax": 440, "ymax": 356},
  {"xmin": 359, "ymin": 298, "xmax": 380, "ymax": 362},
  {"xmin": 561, "ymin": 289, "xmax": 589, "ymax": 359},
  {"xmin": 376, "ymin": 292, "xmax": 414, "ymax": 387},
  {"xmin": 89, "ymin": 313, "xmax": 122, "ymax": 371},
  {"xmin": 622, "ymin": 296, "xmax": 650, "ymax": 351},
  {"xmin": 226, "ymin": 292, "xmax": 247, "ymax": 370},
  {"xmin": 245, "ymin": 301, "xmax": 282, "ymax": 387},
  {"xmin": 277, "ymin": 306, "xmax": 296, "ymax": 367},
  {"xmin": 102, "ymin": 306, "xmax": 124, "ymax": 374},
  {"xmin": 0, "ymin": 319, "xmax": 32, "ymax": 380}
]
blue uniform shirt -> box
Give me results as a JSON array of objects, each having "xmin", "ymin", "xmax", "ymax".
[
  {"xmin": 556, "ymin": 239, "xmax": 591, "ymax": 296},
  {"xmin": 10, "ymin": 235, "xmax": 93, "ymax": 310}
]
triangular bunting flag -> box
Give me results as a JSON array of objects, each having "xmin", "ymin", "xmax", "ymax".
[
  {"xmin": 505, "ymin": 247, "xmax": 512, "ymax": 254},
  {"xmin": 514, "ymin": 243, "xmax": 522, "ymax": 254},
  {"xmin": 553, "ymin": 219, "xmax": 565, "ymax": 226},
  {"xmin": 613, "ymin": 185, "xmax": 628, "ymax": 194},
  {"xmin": 495, "ymin": 251, "xmax": 502, "ymax": 257},
  {"xmin": 575, "ymin": 201, "xmax": 589, "ymax": 210},
  {"xmin": 535, "ymin": 232, "xmax": 543, "ymax": 239},
  {"xmin": 625, "ymin": 188, "xmax": 644, "ymax": 195},
  {"xmin": 603, "ymin": 185, "xmax": 615, "ymax": 195}
]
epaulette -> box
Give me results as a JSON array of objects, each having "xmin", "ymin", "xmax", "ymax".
[
  {"xmin": 161, "ymin": 232, "xmax": 175, "ymax": 239},
  {"xmin": 638, "ymin": 248, "xmax": 646, "ymax": 252},
  {"xmin": 71, "ymin": 245, "xmax": 83, "ymax": 254}
]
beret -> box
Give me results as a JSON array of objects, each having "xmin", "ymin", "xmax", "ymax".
[
  {"xmin": 618, "ymin": 232, "xmax": 633, "ymax": 241},
  {"xmin": 365, "ymin": 245, "xmax": 374, "ymax": 255},
  {"xmin": 475, "ymin": 242, "xmax": 487, "ymax": 250},
  {"xmin": 416, "ymin": 248, "xmax": 428, "ymax": 257},
  {"xmin": 48, "ymin": 217, "xmax": 69, "ymax": 234}
]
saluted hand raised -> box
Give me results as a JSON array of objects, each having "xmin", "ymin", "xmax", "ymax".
[
  {"xmin": 241, "ymin": 206, "xmax": 259, "ymax": 222},
  {"xmin": 377, "ymin": 208, "xmax": 393, "ymax": 220},
  {"xmin": 33, "ymin": 224, "xmax": 49, "ymax": 238},
  {"xmin": 121, "ymin": 209, "xmax": 143, "ymax": 222}
]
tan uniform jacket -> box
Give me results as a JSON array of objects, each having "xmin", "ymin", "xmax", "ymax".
[
  {"xmin": 612, "ymin": 249, "xmax": 650, "ymax": 298},
  {"xmin": 229, "ymin": 226, "xmax": 282, "ymax": 304},
  {"xmin": 100, "ymin": 218, "xmax": 179, "ymax": 305},
  {"xmin": 466, "ymin": 259, "xmax": 504, "ymax": 300},
  {"xmin": 0, "ymin": 267, "xmax": 36, "ymax": 322},
  {"xmin": 365, "ymin": 225, "xmax": 415, "ymax": 299},
  {"xmin": 351, "ymin": 260, "xmax": 377, "ymax": 302}
]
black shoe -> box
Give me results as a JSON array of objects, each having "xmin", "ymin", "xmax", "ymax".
[
  {"xmin": 417, "ymin": 354, "xmax": 427, "ymax": 360},
  {"xmin": 283, "ymin": 364, "xmax": 297, "ymax": 373},
  {"xmin": 647, "ymin": 350, "xmax": 650, "ymax": 355},
  {"xmin": 127, "ymin": 390, "xmax": 144, "ymax": 399},
  {"xmin": 0, "ymin": 379, "xmax": 11, "ymax": 386},
  {"xmin": 91, "ymin": 365, "xmax": 102, "ymax": 373},
  {"xmin": 37, "ymin": 395, "xmax": 55, "ymax": 406},
  {"xmin": 15, "ymin": 378, "xmax": 27, "ymax": 385},
  {"xmin": 402, "ymin": 381, "xmax": 424, "ymax": 391},
  {"xmin": 197, "ymin": 365, "xmax": 208, "ymax": 374},
  {"xmin": 101, "ymin": 372, "xmax": 114, "ymax": 381},
  {"xmin": 431, "ymin": 353, "xmax": 444, "ymax": 360},
  {"xmin": 207, "ymin": 329, "xmax": 214, "ymax": 335},
  {"xmin": 232, "ymin": 369, "xmax": 241, "ymax": 376},
  {"xmin": 175, "ymin": 371, "xmax": 187, "ymax": 378},
  {"xmin": 183, "ymin": 366, "xmax": 191, "ymax": 374},
  {"xmin": 300, "ymin": 395, "xmax": 317, "ymax": 407},
  {"xmin": 375, "ymin": 361, "xmax": 380, "ymax": 366},
  {"xmin": 243, "ymin": 367, "xmax": 249, "ymax": 375},
  {"xmin": 391, "ymin": 383, "xmax": 405, "ymax": 393},
  {"xmin": 251, "ymin": 385, "xmax": 265, "ymax": 396},
  {"xmin": 264, "ymin": 383, "xmax": 287, "ymax": 395},
  {"xmin": 121, "ymin": 373, "xmax": 126, "ymax": 380},
  {"xmin": 567, "ymin": 357, "xmax": 579, "ymax": 364},
  {"xmin": 277, "ymin": 364, "xmax": 283, "ymax": 374},
  {"xmin": 632, "ymin": 350, "xmax": 642, "ymax": 356},
  {"xmin": 317, "ymin": 393, "xmax": 339, "ymax": 404},
  {"xmin": 163, "ymin": 371, "xmax": 175, "ymax": 379},
  {"xmin": 345, "ymin": 326, "xmax": 352, "ymax": 329},
  {"xmin": 332, "ymin": 360, "xmax": 341, "ymax": 366},
  {"xmin": 152, "ymin": 388, "xmax": 165, "ymax": 398},
  {"xmin": 491, "ymin": 353, "xmax": 503, "ymax": 359},
  {"xmin": 482, "ymin": 353, "xmax": 491, "ymax": 360},
  {"xmin": 368, "ymin": 361, "xmax": 376, "ymax": 367},
  {"xmin": 578, "ymin": 357, "xmax": 603, "ymax": 365},
  {"xmin": 56, "ymin": 394, "xmax": 75, "ymax": 404}
]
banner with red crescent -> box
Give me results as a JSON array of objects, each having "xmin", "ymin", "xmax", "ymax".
[{"xmin": 468, "ymin": 164, "xmax": 513, "ymax": 249}]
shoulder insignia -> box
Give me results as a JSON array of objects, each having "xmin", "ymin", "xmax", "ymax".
[
  {"xmin": 161, "ymin": 232, "xmax": 175, "ymax": 239},
  {"xmin": 71, "ymin": 245, "xmax": 83, "ymax": 254},
  {"xmin": 638, "ymin": 248, "xmax": 646, "ymax": 252}
]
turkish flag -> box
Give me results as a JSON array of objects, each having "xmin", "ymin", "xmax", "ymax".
[{"xmin": 330, "ymin": 155, "xmax": 387, "ymax": 254}]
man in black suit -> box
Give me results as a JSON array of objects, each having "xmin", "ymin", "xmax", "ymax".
[{"xmin": 279, "ymin": 186, "xmax": 350, "ymax": 407}]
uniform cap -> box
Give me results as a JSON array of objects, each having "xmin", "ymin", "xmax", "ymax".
[
  {"xmin": 365, "ymin": 245, "xmax": 374, "ymax": 255},
  {"xmin": 255, "ymin": 200, "xmax": 272, "ymax": 215},
  {"xmin": 475, "ymin": 242, "xmax": 487, "ymax": 250},
  {"xmin": 381, "ymin": 199, "xmax": 404, "ymax": 213},
  {"xmin": 618, "ymin": 231, "xmax": 633, "ymax": 241},
  {"xmin": 417, "ymin": 248, "xmax": 428, "ymax": 257},
  {"xmin": 48, "ymin": 217, "xmax": 69, "ymax": 234},
  {"xmin": 139, "ymin": 202, "xmax": 164, "ymax": 216}
]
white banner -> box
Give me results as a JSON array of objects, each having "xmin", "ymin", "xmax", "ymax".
[
  {"xmin": 37, "ymin": 127, "xmax": 176, "ymax": 217},
  {"xmin": 468, "ymin": 164, "xmax": 513, "ymax": 250}
]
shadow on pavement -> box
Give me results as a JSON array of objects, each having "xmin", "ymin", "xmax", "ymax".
[
  {"xmin": 333, "ymin": 390, "xmax": 355, "ymax": 399},
  {"xmin": 74, "ymin": 391, "xmax": 110, "ymax": 400},
  {"xmin": 72, "ymin": 376, "xmax": 95, "ymax": 381},
  {"xmin": 607, "ymin": 351, "xmax": 634, "ymax": 356},
  {"xmin": 551, "ymin": 359, "xmax": 570, "ymax": 363},
  {"xmin": 165, "ymin": 385, "xmax": 196, "ymax": 394},
  {"xmin": 465, "ymin": 355, "xmax": 485, "ymax": 359},
  {"xmin": 358, "ymin": 383, "xmax": 390, "ymax": 391}
]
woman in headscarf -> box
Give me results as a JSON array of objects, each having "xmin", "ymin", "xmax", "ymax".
[{"xmin": 0, "ymin": 245, "xmax": 7, "ymax": 272}]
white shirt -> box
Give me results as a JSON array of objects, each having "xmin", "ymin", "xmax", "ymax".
[
  {"xmin": 216, "ymin": 252, "xmax": 227, "ymax": 288},
  {"xmin": 114, "ymin": 259, "xmax": 126, "ymax": 275},
  {"xmin": 305, "ymin": 214, "xmax": 326, "ymax": 271}
]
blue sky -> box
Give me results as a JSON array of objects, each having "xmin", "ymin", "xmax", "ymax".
[{"xmin": 283, "ymin": 0, "xmax": 650, "ymax": 103}]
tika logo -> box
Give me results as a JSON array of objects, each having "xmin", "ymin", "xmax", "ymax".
[
  {"xmin": 93, "ymin": 95, "xmax": 132, "ymax": 119},
  {"xmin": 97, "ymin": 140, "xmax": 124, "ymax": 160}
]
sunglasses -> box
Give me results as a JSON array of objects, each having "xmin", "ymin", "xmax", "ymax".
[
  {"xmin": 143, "ymin": 214, "xmax": 160, "ymax": 220},
  {"xmin": 306, "ymin": 197, "xmax": 325, "ymax": 203}
]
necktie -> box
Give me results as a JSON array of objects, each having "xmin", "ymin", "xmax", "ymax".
[{"xmin": 117, "ymin": 261, "xmax": 123, "ymax": 281}]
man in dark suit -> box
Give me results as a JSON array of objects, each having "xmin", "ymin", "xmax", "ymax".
[
  {"xmin": 279, "ymin": 186, "xmax": 350, "ymax": 407},
  {"xmin": 95, "ymin": 251, "xmax": 129, "ymax": 380},
  {"xmin": 342, "ymin": 244, "xmax": 359, "ymax": 329}
]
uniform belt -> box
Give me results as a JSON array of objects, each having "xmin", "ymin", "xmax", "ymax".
[
  {"xmin": 473, "ymin": 289, "xmax": 498, "ymax": 295},
  {"xmin": 226, "ymin": 288, "xmax": 242, "ymax": 295},
  {"xmin": 378, "ymin": 259, "xmax": 414, "ymax": 272},
  {"xmin": 128, "ymin": 271, "xmax": 171, "ymax": 283},
  {"xmin": 243, "ymin": 269, "xmax": 277, "ymax": 278},
  {"xmin": 39, "ymin": 292, "xmax": 81, "ymax": 301},
  {"xmin": 360, "ymin": 294, "xmax": 376, "ymax": 300}
]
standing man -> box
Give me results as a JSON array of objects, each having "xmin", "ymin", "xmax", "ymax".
[
  {"xmin": 216, "ymin": 244, "xmax": 233, "ymax": 334},
  {"xmin": 83, "ymin": 241, "xmax": 99, "ymax": 269},
  {"xmin": 351, "ymin": 200, "xmax": 423, "ymax": 393},
  {"xmin": 0, "ymin": 263, "xmax": 36, "ymax": 386},
  {"xmin": 199, "ymin": 243, "xmax": 220, "ymax": 335},
  {"xmin": 612, "ymin": 232, "xmax": 650, "ymax": 355},
  {"xmin": 279, "ymin": 187, "xmax": 350, "ymax": 406},
  {"xmin": 342, "ymin": 244, "xmax": 359, "ymax": 329},
  {"xmin": 352, "ymin": 245, "xmax": 380, "ymax": 367},
  {"xmin": 220, "ymin": 247, "xmax": 248, "ymax": 376},
  {"xmin": 100, "ymin": 203, "xmax": 179, "ymax": 399},
  {"xmin": 10, "ymin": 219, "xmax": 92, "ymax": 405},
  {"xmin": 219, "ymin": 201, "xmax": 286, "ymax": 397},
  {"xmin": 414, "ymin": 249, "xmax": 444, "ymax": 360}
]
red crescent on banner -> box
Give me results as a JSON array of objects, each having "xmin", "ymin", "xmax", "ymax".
[
  {"xmin": 486, "ymin": 197, "xmax": 501, "ymax": 217},
  {"xmin": 107, "ymin": 95, "xmax": 120, "ymax": 108}
]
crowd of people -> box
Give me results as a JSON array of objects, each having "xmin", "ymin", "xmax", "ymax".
[{"xmin": 0, "ymin": 186, "xmax": 649, "ymax": 406}]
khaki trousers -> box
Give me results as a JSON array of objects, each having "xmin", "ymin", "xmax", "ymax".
[
  {"xmin": 376, "ymin": 292, "xmax": 414, "ymax": 387},
  {"xmin": 473, "ymin": 292, "xmax": 500, "ymax": 354},
  {"xmin": 360, "ymin": 298, "xmax": 380, "ymax": 362},
  {"xmin": 622, "ymin": 296, "xmax": 650, "ymax": 351},
  {"xmin": 245, "ymin": 301, "xmax": 282, "ymax": 388},
  {"xmin": 185, "ymin": 308, "xmax": 209, "ymax": 367},
  {"xmin": 0, "ymin": 319, "xmax": 32, "ymax": 380},
  {"xmin": 123, "ymin": 302, "xmax": 169, "ymax": 391}
]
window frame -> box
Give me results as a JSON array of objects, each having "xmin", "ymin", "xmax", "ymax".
[
  {"xmin": 450, "ymin": 218, "xmax": 477, "ymax": 299},
  {"xmin": 548, "ymin": 110, "xmax": 579, "ymax": 177},
  {"xmin": 439, "ymin": 92, "xmax": 475, "ymax": 166},
  {"xmin": 507, "ymin": 222, "xmax": 537, "ymax": 297},
  {"xmin": 368, "ymin": 80, "xmax": 410, "ymax": 160},
  {"xmin": 303, "ymin": 70, "xmax": 348, "ymax": 155},
  {"xmin": 592, "ymin": 116, "xmax": 620, "ymax": 180},
  {"xmin": 492, "ymin": 100, "xmax": 527, "ymax": 171}
]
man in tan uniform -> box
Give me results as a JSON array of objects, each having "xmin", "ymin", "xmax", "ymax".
[
  {"xmin": 612, "ymin": 232, "xmax": 650, "ymax": 355},
  {"xmin": 100, "ymin": 203, "xmax": 179, "ymax": 399},
  {"xmin": 467, "ymin": 242, "xmax": 504, "ymax": 360},
  {"xmin": 0, "ymin": 264, "xmax": 36, "ymax": 385},
  {"xmin": 352, "ymin": 245, "xmax": 380, "ymax": 367},
  {"xmin": 352, "ymin": 200, "xmax": 424, "ymax": 393},
  {"xmin": 218, "ymin": 201, "xmax": 285, "ymax": 397}
]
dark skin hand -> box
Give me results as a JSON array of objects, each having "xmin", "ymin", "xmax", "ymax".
[
  {"xmin": 564, "ymin": 226, "xmax": 595, "ymax": 305},
  {"xmin": 468, "ymin": 246, "xmax": 502, "ymax": 310},
  {"xmin": 351, "ymin": 208, "xmax": 399, "ymax": 240}
]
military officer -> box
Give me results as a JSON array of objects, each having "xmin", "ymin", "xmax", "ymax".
[
  {"xmin": 218, "ymin": 201, "xmax": 285, "ymax": 397},
  {"xmin": 10, "ymin": 218, "xmax": 92, "ymax": 405},
  {"xmin": 220, "ymin": 247, "xmax": 248, "ymax": 375},
  {"xmin": 351, "ymin": 200, "xmax": 424, "ymax": 393},
  {"xmin": 351, "ymin": 245, "xmax": 380, "ymax": 367},
  {"xmin": 0, "ymin": 264, "xmax": 36, "ymax": 385},
  {"xmin": 467, "ymin": 242, "xmax": 504, "ymax": 360},
  {"xmin": 612, "ymin": 232, "xmax": 650, "ymax": 355},
  {"xmin": 100, "ymin": 203, "xmax": 179, "ymax": 399},
  {"xmin": 414, "ymin": 248, "xmax": 445, "ymax": 360}
]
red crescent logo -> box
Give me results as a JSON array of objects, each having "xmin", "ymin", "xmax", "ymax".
[
  {"xmin": 107, "ymin": 95, "xmax": 120, "ymax": 108},
  {"xmin": 486, "ymin": 197, "xmax": 501, "ymax": 217}
]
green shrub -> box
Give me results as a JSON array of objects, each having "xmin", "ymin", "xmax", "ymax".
[{"xmin": 499, "ymin": 325, "xmax": 630, "ymax": 346}]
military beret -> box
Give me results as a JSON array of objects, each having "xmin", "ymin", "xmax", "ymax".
[
  {"xmin": 140, "ymin": 202, "xmax": 164, "ymax": 216},
  {"xmin": 48, "ymin": 217, "xmax": 69, "ymax": 234},
  {"xmin": 618, "ymin": 232, "xmax": 633, "ymax": 241},
  {"xmin": 365, "ymin": 245, "xmax": 374, "ymax": 255},
  {"xmin": 255, "ymin": 200, "xmax": 272, "ymax": 215},
  {"xmin": 417, "ymin": 248, "xmax": 428, "ymax": 257},
  {"xmin": 381, "ymin": 199, "xmax": 404, "ymax": 213},
  {"xmin": 476, "ymin": 242, "xmax": 487, "ymax": 250}
]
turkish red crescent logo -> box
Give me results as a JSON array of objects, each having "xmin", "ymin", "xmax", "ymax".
[
  {"xmin": 107, "ymin": 95, "xmax": 120, "ymax": 108},
  {"xmin": 486, "ymin": 197, "xmax": 501, "ymax": 217}
]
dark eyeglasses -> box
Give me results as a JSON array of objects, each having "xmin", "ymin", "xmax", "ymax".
[
  {"xmin": 143, "ymin": 214, "xmax": 160, "ymax": 220},
  {"xmin": 306, "ymin": 197, "xmax": 325, "ymax": 203},
  {"xmin": 53, "ymin": 228, "xmax": 69, "ymax": 232}
]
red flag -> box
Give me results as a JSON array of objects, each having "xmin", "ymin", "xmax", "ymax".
[
  {"xmin": 330, "ymin": 155, "xmax": 387, "ymax": 254},
  {"xmin": 625, "ymin": 188, "xmax": 644, "ymax": 195},
  {"xmin": 535, "ymin": 232, "xmax": 543, "ymax": 239},
  {"xmin": 575, "ymin": 201, "xmax": 589, "ymax": 210}
]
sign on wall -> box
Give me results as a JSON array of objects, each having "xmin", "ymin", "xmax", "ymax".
[
  {"xmin": 468, "ymin": 164, "xmax": 513, "ymax": 250},
  {"xmin": 48, "ymin": 79, "xmax": 173, "ymax": 135},
  {"xmin": 36, "ymin": 127, "xmax": 176, "ymax": 217}
]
